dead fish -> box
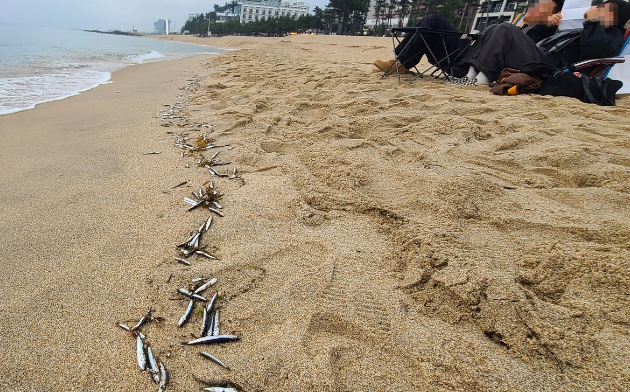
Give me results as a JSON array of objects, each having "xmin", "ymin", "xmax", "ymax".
[
  {"xmin": 201, "ymin": 306, "xmax": 210, "ymax": 336},
  {"xmin": 158, "ymin": 361, "xmax": 169, "ymax": 392},
  {"xmin": 208, "ymin": 208, "xmax": 224, "ymax": 217},
  {"xmin": 198, "ymin": 222, "xmax": 206, "ymax": 233},
  {"xmin": 136, "ymin": 335, "xmax": 147, "ymax": 370},
  {"xmin": 147, "ymin": 346, "xmax": 160, "ymax": 383},
  {"xmin": 175, "ymin": 257, "xmax": 191, "ymax": 266},
  {"xmin": 171, "ymin": 181, "xmax": 187, "ymax": 189},
  {"xmin": 192, "ymin": 375, "xmax": 243, "ymax": 390},
  {"xmin": 209, "ymin": 181, "xmax": 214, "ymax": 189},
  {"xmin": 211, "ymin": 151, "xmax": 220, "ymax": 160},
  {"xmin": 183, "ymin": 197, "xmax": 198, "ymax": 206},
  {"xmin": 178, "ymin": 288, "xmax": 206, "ymax": 301},
  {"xmin": 178, "ymin": 299, "xmax": 195, "ymax": 327},
  {"xmin": 195, "ymin": 250, "xmax": 217, "ymax": 260},
  {"xmin": 116, "ymin": 322, "xmax": 130, "ymax": 332},
  {"xmin": 204, "ymin": 216, "xmax": 213, "ymax": 232},
  {"xmin": 192, "ymin": 277, "xmax": 204, "ymax": 282},
  {"xmin": 194, "ymin": 278, "xmax": 217, "ymax": 294},
  {"xmin": 185, "ymin": 335, "xmax": 239, "ymax": 345},
  {"xmin": 228, "ymin": 168, "xmax": 238, "ymax": 179},
  {"xmin": 207, "ymin": 291, "xmax": 218, "ymax": 312},
  {"xmin": 203, "ymin": 388, "xmax": 238, "ymax": 392},
  {"xmin": 132, "ymin": 308, "xmax": 152, "ymax": 332},
  {"xmin": 211, "ymin": 310, "xmax": 220, "ymax": 336},
  {"xmin": 212, "ymin": 202, "xmax": 223, "ymax": 209},
  {"xmin": 143, "ymin": 152, "xmax": 161, "ymax": 155},
  {"xmin": 188, "ymin": 200, "xmax": 204, "ymax": 211},
  {"xmin": 200, "ymin": 352, "xmax": 230, "ymax": 371},
  {"xmin": 177, "ymin": 233, "xmax": 197, "ymax": 248}
]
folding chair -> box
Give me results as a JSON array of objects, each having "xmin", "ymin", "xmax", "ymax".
[{"xmin": 384, "ymin": 27, "xmax": 480, "ymax": 83}]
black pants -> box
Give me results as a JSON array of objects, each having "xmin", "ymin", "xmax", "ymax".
[
  {"xmin": 460, "ymin": 23, "xmax": 546, "ymax": 81},
  {"xmin": 395, "ymin": 15, "xmax": 470, "ymax": 70}
]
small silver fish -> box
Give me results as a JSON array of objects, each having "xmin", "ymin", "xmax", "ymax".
[
  {"xmin": 195, "ymin": 250, "xmax": 217, "ymax": 260},
  {"xmin": 198, "ymin": 222, "xmax": 206, "ymax": 233},
  {"xmin": 207, "ymin": 291, "xmax": 218, "ymax": 313},
  {"xmin": 212, "ymin": 202, "xmax": 223, "ymax": 209},
  {"xmin": 158, "ymin": 361, "xmax": 169, "ymax": 392},
  {"xmin": 171, "ymin": 181, "xmax": 187, "ymax": 189},
  {"xmin": 192, "ymin": 277, "xmax": 204, "ymax": 282},
  {"xmin": 211, "ymin": 310, "xmax": 220, "ymax": 337},
  {"xmin": 188, "ymin": 200, "xmax": 204, "ymax": 211},
  {"xmin": 147, "ymin": 346, "xmax": 160, "ymax": 383},
  {"xmin": 143, "ymin": 151, "xmax": 161, "ymax": 155},
  {"xmin": 136, "ymin": 335, "xmax": 147, "ymax": 370},
  {"xmin": 211, "ymin": 151, "xmax": 220, "ymax": 160},
  {"xmin": 208, "ymin": 208, "xmax": 224, "ymax": 217},
  {"xmin": 201, "ymin": 306, "xmax": 210, "ymax": 336},
  {"xmin": 132, "ymin": 308, "xmax": 152, "ymax": 332},
  {"xmin": 186, "ymin": 335, "xmax": 239, "ymax": 345},
  {"xmin": 204, "ymin": 216, "xmax": 213, "ymax": 232},
  {"xmin": 177, "ymin": 233, "xmax": 197, "ymax": 248},
  {"xmin": 228, "ymin": 168, "xmax": 238, "ymax": 179},
  {"xmin": 183, "ymin": 197, "xmax": 198, "ymax": 206},
  {"xmin": 178, "ymin": 299, "xmax": 194, "ymax": 327},
  {"xmin": 199, "ymin": 351, "xmax": 230, "ymax": 371},
  {"xmin": 194, "ymin": 278, "xmax": 217, "ymax": 294},
  {"xmin": 203, "ymin": 388, "xmax": 238, "ymax": 392},
  {"xmin": 116, "ymin": 322, "xmax": 130, "ymax": 332},
  {"xmin": 175, "ymin": 257, "xmax": 191, "ymax": 266},
  {"xmin": 178, "ymin": 288, "xmax": 206, "ymax": 301}
]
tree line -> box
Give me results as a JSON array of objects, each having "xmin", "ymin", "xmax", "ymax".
[{"xmin": 181, "ymin": 0, "xmax": 488, "ymax": 36}]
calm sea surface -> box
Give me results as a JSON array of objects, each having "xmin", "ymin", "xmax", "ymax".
[{"xmin": 0, "ymin": 22, "xmax": 224, "ymax": 115}]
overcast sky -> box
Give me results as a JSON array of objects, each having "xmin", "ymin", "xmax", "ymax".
[{"xmin": 1, "ymin": 0, "xmax": 330, "ymax": 32}]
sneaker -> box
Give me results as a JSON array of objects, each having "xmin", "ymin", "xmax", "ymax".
[
  {"xmin": 445, "ymin": 76, "xmax": 478, "ymax": 86},
  {"xmin": 373, "ymin": 59, "xmax": 412, "ymax": 75}
]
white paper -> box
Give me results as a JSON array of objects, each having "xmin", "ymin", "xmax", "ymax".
[{"xmin": 558, "ymin": 0, "xmax": 591, "ymax": 31}]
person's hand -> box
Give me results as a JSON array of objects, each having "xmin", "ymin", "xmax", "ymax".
[
  {"xmin": 584, "ymin": 6, "xmax": 599, "ymax": 20},
  {"xmin": 548, "ymin": 12, "xmax": 562, "ymax": 27}
]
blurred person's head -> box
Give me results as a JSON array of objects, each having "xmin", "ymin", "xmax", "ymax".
[
  {"xmin": 528, "ymin": 0, "xmax": 564, "ymax": 23},
  {"xmin": 587, "ymin": 0, "xmax": 630, "ymax": 29}
]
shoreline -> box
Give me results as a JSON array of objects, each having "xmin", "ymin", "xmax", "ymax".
[{"xmin": 1, "ymin": 35, "xmax": 629, "ymax": 391}]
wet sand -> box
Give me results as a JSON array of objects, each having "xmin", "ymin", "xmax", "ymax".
[{"xmin": 1, "ymin": 35, "xmax": 629, "ymax": 391}]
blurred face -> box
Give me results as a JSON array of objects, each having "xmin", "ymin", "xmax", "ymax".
[
  {"xmin": 598, "ymin": 2, "xmax": 618, "ymax": 27},
  {"xmin": 528, "ymin": 0, "xmax": 558, "ymax": 23}
]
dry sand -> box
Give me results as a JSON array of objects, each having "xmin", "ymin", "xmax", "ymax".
[{"xmin": 1, "ymin": 34, "xmax": 629, "ymax": 391}]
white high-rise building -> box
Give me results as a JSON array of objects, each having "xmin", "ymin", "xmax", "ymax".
[
  {"xmin": 237, "ymin": 0, "xmax": 309, "ymax": 24},
  {"xmin": 154, "ymin": 18, "xmax": 174, "ymax": 34}
]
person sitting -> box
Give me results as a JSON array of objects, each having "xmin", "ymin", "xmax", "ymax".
[
  {"xmin": 373, "ymin": 0, "xmax": 564, "ymax": 76},
  {"xmin": 457, "ymin": 0, "xmax": 630, "ymax": 85}
]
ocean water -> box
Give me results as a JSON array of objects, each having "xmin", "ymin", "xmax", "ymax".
[{"xmin": 0, "ymin": 22, "xmax": 224, "ymax": 115}]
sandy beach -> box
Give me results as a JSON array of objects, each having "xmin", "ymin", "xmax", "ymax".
[{"xmin": 1, "ymin": 34, "xmax": 629, "ymax": 391}]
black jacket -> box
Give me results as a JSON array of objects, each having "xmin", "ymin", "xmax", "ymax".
[{"xmin": 544, "ymin": 21, "xmax": 625, "ymax": 70}]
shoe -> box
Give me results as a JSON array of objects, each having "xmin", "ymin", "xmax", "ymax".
[
  {"xmin": 373, "ymin": 59, "xmax": 412, "ymax": 75},
  {"xmin": 445, "ymin": 76, "xmax": 478, "ymax": 86}
]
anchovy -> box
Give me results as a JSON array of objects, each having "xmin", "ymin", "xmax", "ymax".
[
  {"xmin": 175, "ymin": 257, "xmax": 192, "ymax": 266},
  {"xmin": 158, "ymin": 361, "xmax": 169, "ymax": 392},
  {"xmin": 228, "ymin": 168, "xmax": 238, "ymax": 179},
  {"xmin": 192, "ymin": 232, "xmax": 201, "ymax": 248},
  {"xmin": 207, "ymin": 291, "xmax": 218, "ymax": 312},
  {"xmin": 132, "ymin": 308, "xmax": 152, "ymax": 332},
  {"xmin": 203, "ymin": 388, "xmax": 238, "ymax": 392},
  {"xmin": 181, "ymin": 248, "xmax": 195, "ymax": 256},
  {"xmin": 194, "ymin": 278, "xmax": 217, "ymax": 294},
  {"xmin": 211, "ymin": 151, "xmax": 220, "ymax": 160},
  {"xmin": 205, "ymin": 216, "xmax": 213, "ymax": 232},
  {"xmin": 208, "ymin": 208, "xmax": 224, "ymax": 217},
  {"xmin": 143, "ymin": 151, "xmax": 161, "ymax": 155},
  {"xmin": 116, "ymin": 322, "xmax": 130, "ymax": 332},
  {"xmin": 212, "ymin": 202, "xmax": 223, "ymax": 209},
  {"xmin": 199, "ymin": 222, "xmax": 206, "ymax": 233},
  {"xmin": 201, "ymin": 306, "xmax": 211, "ymax": 336},
  {"xmin": 178, "ymin": 288, "xmax": 207, "ymax": 301},
  {"xmin": 178, "ymin": 299, "xmax": 194, "ymax": 327},
  {"xmin": 186, "ymin": 335, "xmax": 239, "ymax": 345},
  {"xmin": 192, "ymin": 277, "xmax": 204, "ymax": 282},
  {"xmin": 171, "ymin": 181, "xmax": 187, "ymax": 189},
  {"xmin": 200, "ymin": 352, "xmax": 231, "ymax": 371},
  {"xmin": 211, "ymin": 310, "xmax": 220, "ymax": 336},
  {"xmin": 147, "ymin": 346, "xmax": 160, "ymax": 383},
  {"xmin": 177, "ymin": 233, "xmax": 197, "ymax": 248},
  {"xmin": 136, "ymin": 335, "xmax": 147, "ymax": 370},
  {"xmin": 188, "ymin": 200, "xmax": 205, "ymax": 211},
  {"xmin": 199, "ymin": 187, "xmax": 204, "ymax": 197},
  {"xmin": 209, "ymin": 181, "xmax": 214, "ymax": 189},
  {"xmin": 183, "ymin": 197, "xmax": 198, "ymax": 206},
  {"xmin": 192, "ymin": 190, "xmax": 200, "ymax": 199},
  {"xmin": 195, "ymin": 250, "xmax": 218, "ymax": 260}
]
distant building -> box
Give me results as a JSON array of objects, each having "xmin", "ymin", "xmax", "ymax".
[
  {"xmin": 470, "ymin": 0, "xmax": 520, "ymax": 33},
  {"xmin": 154, "ymin": 18, "xmax": 174, "ymax": 34},
  {"xmin": 132, "ymin": 26, "xmax": 138, "ymax": 33},
  {"xmin": 237, "ymin": 0, "xmax": 309, "ymax": 24}
]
